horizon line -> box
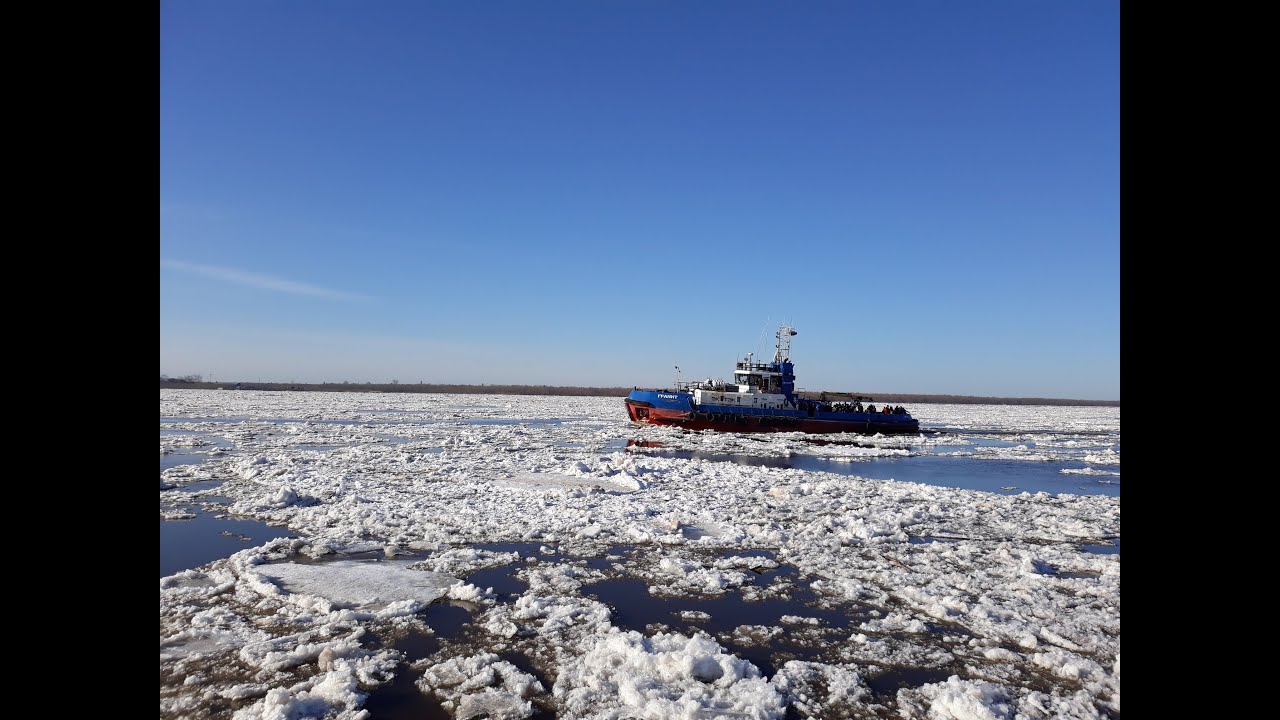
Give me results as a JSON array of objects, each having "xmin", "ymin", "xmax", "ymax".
[{"xmin": 159, "ymin": 378, "xmax": 1119, "ymax": 405}]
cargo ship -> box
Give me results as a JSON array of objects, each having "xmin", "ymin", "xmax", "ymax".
[{"xmin": 624, "ymin": 326, "xmax": 919, "ymax": 435}]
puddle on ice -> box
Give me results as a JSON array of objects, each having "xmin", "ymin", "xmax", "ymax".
[
  {"xmin": 453, "ymin": 544, "xmax": 858, "ymax": 678},
  {"xmin": 582, "ymin": 555, "xmax": 619, "ymax": 570},
  {"xmin": 171, "ymin": 479, "xmax": 227, "ymax": 495},
  {"xmin": 160, "ymin": 453, "xmax": 208, "ymax": 472},
  {"xmin": 624, "ymin": 440, "xmax": 1120, "ymax": 497},
  {"xmin": 361, "ymin": 675, "xmax": 451, "ymax": 720},
  {"xmin": 159, "ymin": 511, "xmax": 295, "ymax": 577},
  {"xmin": 467, "ymin": 564, "xmax": 528, "ymax": 598},
  {"xmin": 160, "ymin": 428, "xmax": 200, "ymax": 437},
  {"xmin": 1058, "ymin": 570, "xmax": 1103, "ymax": 579},
  {"xmin": 464, "ymin": 543, "xmax": 638, "ymax": 595},
  {"xmin": 471, "ymin": 541, "xmax": 566, "ymax": 562},
  {"xmin": 865, "ymin": 666, "xmax": 954, "ymax": 700},
  {"xmin": 581, "ymin": 565, "xmax": 867, "ymax": 679},
  {"xmin": 582, "ymin": 576, "xmax": 860, "ymax": 635},
  {"xmin": 160, "ymin": 428, "xmax": 234, "ymax": 473},
  {"xmin": 832, "ymin": 454, "xmax": 1120, "ymax": 497},
  {"xmin": 501, "ymin": 651, "xmax": 555, "ymax": 694},
  {"xmin": 908, "ymin": 536, "xmax": 959, "ymax": 545},
  {"xmin": 487, "ymin": 542, "xmax": 640, "ymax": 567},
  {"xmin": 1081, "ymin": 539, "xmax": 1121, "ymax": 555},
  {"xmin": 364, "ymin": 603, "xmax": 520, "ymax": 720},
  {"xmin": 363, "ymin": 623, "xmax": 452, "ymax": 720}
]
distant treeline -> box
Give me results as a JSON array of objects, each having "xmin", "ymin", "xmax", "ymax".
[
  {"xmin": 797, "ymin": 391, "xmax": 1117, "ymax": 407},
  {"xmin": 160, "ymin": 377, "xmax": 1118, "ymax": 407},
  {"xmin": 160, "ymin": 378, "xmax": 633, "ymax": 397}
]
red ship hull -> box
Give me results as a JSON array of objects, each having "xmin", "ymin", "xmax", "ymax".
[{"xmin": 625, "ymin": 398, "xmax": 919, "ymax": 435}]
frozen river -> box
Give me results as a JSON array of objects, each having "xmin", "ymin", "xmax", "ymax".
[{"xmin": 161, "ymin": 390, "xmax": 1119, "ymax": 719}]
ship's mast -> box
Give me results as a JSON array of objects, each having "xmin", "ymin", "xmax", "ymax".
[{"xmin": 774, "ymin": 325, "xmax": 797, "ymax": 363}]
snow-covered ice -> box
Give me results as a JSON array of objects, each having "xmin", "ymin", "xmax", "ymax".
[
  {"xmin": 161, "ymin": 390, "xmax": 1119, "ymax": 719},
  {"xmin": 255, "ymin": 560, "xmax": 461, "ymax": 612}
]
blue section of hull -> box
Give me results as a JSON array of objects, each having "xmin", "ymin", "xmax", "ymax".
[{"xmin": 625, "ymin": 390, "xmax": 693, "ymax": 411}]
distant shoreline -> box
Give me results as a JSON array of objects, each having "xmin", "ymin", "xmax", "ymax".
[{"xmin": 159, "ymin": 379, "xmax": 1119, "ymax": 407}]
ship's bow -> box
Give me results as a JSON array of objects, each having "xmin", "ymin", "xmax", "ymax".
[{"xmin": 624, "ymin": 390, "xmax": 692, "ymax": 425}]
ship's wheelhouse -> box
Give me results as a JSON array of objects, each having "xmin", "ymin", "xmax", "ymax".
[{"xmin": 733, "ymin": 368, "xmax": 781, "ymax": 393}]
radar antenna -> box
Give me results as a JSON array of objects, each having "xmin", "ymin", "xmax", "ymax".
[{"xmin": 774, "ymin": 325, "xmax": 797, "ymax": 363}]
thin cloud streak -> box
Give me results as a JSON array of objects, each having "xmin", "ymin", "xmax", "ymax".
[{"xmin": 161, "ymin": 260, "xmax": 374, "ymax": 301}]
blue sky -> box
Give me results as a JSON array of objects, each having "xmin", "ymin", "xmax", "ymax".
[{"xmin": 161, "ymin": 1, "xmax": 1119, "ymax": 400}]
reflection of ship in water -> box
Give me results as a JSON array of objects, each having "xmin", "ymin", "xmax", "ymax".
[{"xmin": 625, "ymin": 325, "xmax": 919, "ymax": 435}]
